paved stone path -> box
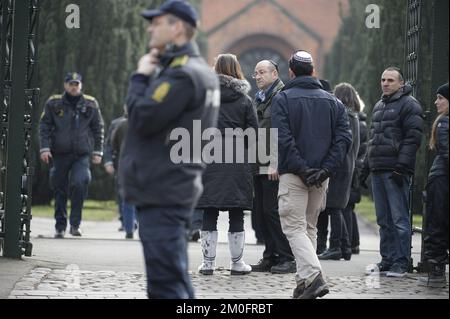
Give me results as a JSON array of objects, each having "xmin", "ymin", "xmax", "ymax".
[{"xmin": 8, "ymin": 267, "xmax": 449, "ymax": 299}]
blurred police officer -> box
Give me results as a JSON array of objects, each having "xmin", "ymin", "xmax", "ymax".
[
  {"xmin": 119, "ymin": 0, "xmax": 220, "ymax": 299},
  {"xmin": 39, "ymin": 72, "xmax": 104, "ymax": 238}
]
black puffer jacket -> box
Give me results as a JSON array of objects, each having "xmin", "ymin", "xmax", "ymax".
[
  {"xmin": 368, "ymin": 85, "xmax": 423, "ymax": 174},
  {"xmin": 197, "ymin": 75, "xmax": 258, "ymax": 210},
  {"xmin": 428, "ymin": 115, "xmax": 449, "ymax": 182}
]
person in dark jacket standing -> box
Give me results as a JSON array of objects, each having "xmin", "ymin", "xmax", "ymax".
[
  {"xmin": 119, "ymin": 0, "xmax": 220, "ymax": 299},
  {"xmin": 197, "ymin": 54, "xmax": 257, "ymax": 276},
  {"xmin": 39, "ymin": 72, "xmax": 104, "ymax": 239},
  {"xmin": 272, "ymin": 50, "xmax": 352, "ymax": 299},
  {"xmin": 318, "ymin": 83, "xmax": 360, "ymax": 261},
  {"xmin": 250, "ymin": 60, "xmax": 296, "ymax": 274},
  {"xmin": 348, "ymin": 107, "xmax": 368, "ymax": 254},
  {"xmin": 104, "ymin": 108, "xmax": 137, "ymax": 239},
  {"xmin": 419, "ymin": 83, "xmax": 449, "ymax": 288},
  {"xmin": 104, "ymin": 105, "xmax": 128, "ymax": 232},
  {"xmin": 362, "ymin": 67, "xmax": 423, "ymax": 277}
]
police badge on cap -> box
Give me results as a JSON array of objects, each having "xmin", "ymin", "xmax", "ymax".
[{"xmin": 65, "ymin": 72, "xmax": 82, "ymax": 84}]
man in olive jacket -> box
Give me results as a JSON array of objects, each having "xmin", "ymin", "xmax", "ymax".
[{"xmin": 251, "ymin": 60, "xmax": 296, "ymax": 275}]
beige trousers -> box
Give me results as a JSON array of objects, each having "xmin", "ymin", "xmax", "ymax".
[{"xmin": 278, "ymin": 173, "xmax": 328, "ymax": 287}]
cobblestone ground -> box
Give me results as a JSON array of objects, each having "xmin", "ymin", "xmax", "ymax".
[{"xmin": 8, "ymin": 267, "xmax": 449, "ymax": 299}]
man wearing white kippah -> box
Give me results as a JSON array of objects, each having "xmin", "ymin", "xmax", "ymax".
[{"xmin": 271, "ymin": 50, "xmax": 352, "ymax": 299}]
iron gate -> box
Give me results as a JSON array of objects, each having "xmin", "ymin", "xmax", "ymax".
[{"xmin": 0, "ymin": 0, "xmax": 40, "ymax": 258}]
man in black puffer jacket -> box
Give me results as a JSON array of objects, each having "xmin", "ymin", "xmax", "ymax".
[{"xmin": 362, "ymin": 67, "xmax": 423, "ymax": 278}]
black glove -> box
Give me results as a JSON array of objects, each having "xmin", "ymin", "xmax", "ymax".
[
  {"xmin": 359, "ymin": 169, "xmax": 370, "ymax": 189},
  {"xmin": 298, "ymin": 169, "xmax": 319, "ymax": 187},
  {"xmin": 306, "ymin": 168, "xmax": 331, "ymax": 188},
  {"xmin": 389, "ymin": 171, "xmax": 404, "ymax": 188}
]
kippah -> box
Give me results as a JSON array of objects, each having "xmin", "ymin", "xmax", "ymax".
[{"xmin": 292, "ymin": 51, "xmax": 314, "ymax": 64}]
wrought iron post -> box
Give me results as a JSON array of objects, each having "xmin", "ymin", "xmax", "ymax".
[
  {"xmin": 404, "ymin": 0, "xmax": 449, "ymax": 273},
  {"xmin": 404, "ymin": 0, "xmax": 421, "ymax": 273},
  {"xmin": 417, "ymin": 0, "xmax": 449, "ymax": 273},
  {"xmin": 1, "ymin": 0, "xmax": 39, "ymax": 258}
]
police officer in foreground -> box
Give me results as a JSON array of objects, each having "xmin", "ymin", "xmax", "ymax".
[
  {"xmin": 39, "ymin": 73, "xmax": 104, "ymax": 238},
  {"xmin": 119, "ymin": 0, "xmax": 219, "ymax": 299}
]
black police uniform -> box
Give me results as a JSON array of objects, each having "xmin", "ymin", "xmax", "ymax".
[
  {"xmin": 120, "ymin": 42, "xmax": 220, "ymax": 299},
  {"xmin": 39, "ymin": 91, "xmax": 104, "ymax": 232}
]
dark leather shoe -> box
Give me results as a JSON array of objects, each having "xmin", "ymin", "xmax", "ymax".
[
  {"xmin": 70, "ymin": 227, "xmax": 82, "ymax": 237},
  {"xmin": 341, "ymin": 247, "xmax": 352, "ymax": 261},
  {"xmin": 125, "ymin": 232, "xmax": 134, "ymax": 239},
  {"xmin": 297, "ymin": 273, "xmax": 329, "ymax": 299},
  {"xmin": 318, "ymin": 247, "xmax": 342, "ymax": 260},
  {"xmin": 54, "ymin": 230, "xmax": 65, "ymax": 239},
  {"xmin": 316, "ymin": 245, "xmax": 326, "ymax": 255},
  {"xmin": 251, "ymin": 258, "xmax": 277, "ymax": 272},
  {"xmin": 271, "ymin": 260, "xmax": 296, "ymax": 274},
  {"xmin": 292, "ymin": 282, "xmax": 305, "ymax": 298}
]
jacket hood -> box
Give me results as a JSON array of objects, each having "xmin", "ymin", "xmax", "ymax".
[
  {"xmin": 382, "ymin": 84, "xmax": 413, "ymax": 103},
  {"xmin": 219, "ymin": 74, "xmax": 251, "ymax": 103},
  {"xmin": 283, "ymin": 76, "xmax": 323, "ymax": 91}
]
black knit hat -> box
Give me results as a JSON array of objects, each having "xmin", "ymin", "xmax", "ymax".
[{"xmin": 436, "ymin": 83, "xmax": 449, "ymax": 101}]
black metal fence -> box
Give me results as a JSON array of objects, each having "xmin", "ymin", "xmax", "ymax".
[{"xmin": 0, "ymin": 0, "xmax": 40, "ymax": 258}]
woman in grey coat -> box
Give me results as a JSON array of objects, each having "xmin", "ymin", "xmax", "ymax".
[{"xmin": 197, "ymin": 54, "xmax": 258, "ymax": 275}]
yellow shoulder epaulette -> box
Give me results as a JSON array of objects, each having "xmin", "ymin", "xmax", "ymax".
[
  {"xmin": 170, "ymin": 55, "xmax": 189, "ymax": 68},
  {"xmin": 83, "ymin": 94, "xmax": 97, "ymax": 102},
  {"xmin": 48, "ymin": 94, "xmax": 62, "ymax": 101}
]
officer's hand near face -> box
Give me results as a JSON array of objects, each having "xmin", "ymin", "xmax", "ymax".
[
  {"xmin": 40, "ymin": 151, "xmax": 52, "ymax": 165},
  {"xmin": 137, "ymin": 48, "xmax": 160, "ymax": 76},
  {"xmin": 92, "ymin": 155, "xmax": 102, "ymax": 165}
]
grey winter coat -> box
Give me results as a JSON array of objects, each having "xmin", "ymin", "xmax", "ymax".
[{"xmin": 197, "ymin": 75, "xmax": 258, "ymax": 210}]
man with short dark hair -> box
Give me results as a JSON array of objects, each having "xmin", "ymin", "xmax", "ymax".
[
  {"xmin": 362, "ymin": 67, "xmax": 423, "ymax": 277},
  {"xmin": 272, "ymin": 50, "xmax": 352, "ymax": 299},
  {"xmin": 119, "ymin": 0, "xmax": 219, "ymax": 299},
  {"xmin": 39, "ymin": 72, "xmax": 104, "ymax": 238}
]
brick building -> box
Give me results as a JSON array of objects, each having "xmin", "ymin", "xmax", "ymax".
[{"xmin": 200, "ymin": 0, "xmax": 348, "ymax": 90}]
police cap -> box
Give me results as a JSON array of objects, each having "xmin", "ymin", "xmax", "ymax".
[
  {"xmin": 141, "ymin": 0, "xmax": 198, "ymax": 28},
  {"xmin": 64, "ymin": 72, "xmax": 82, "ymax": 84}
]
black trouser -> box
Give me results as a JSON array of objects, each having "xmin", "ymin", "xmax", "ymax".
[
  {"xmin": 351, "ymin": 209, "xmax": 360, "ymax": 248},
  {"xmin": 342, "ymin": 204, "xmax": 354, "ymax": 249},
  {"xmin": 202, "ymin": 208, "xmax": 244, "ymax": 232},
  {"xmin": 317, "ymin": 210, "xmax": 329, "ymax": 250},
  {"xmin": 328, "ymin": 207, "xmax": 351, "ymax": 250},
  {"xmin": 251, "ymin": 196, "xmax": 264, "ymax": 242},
  {"xmin": 253, "ymin": 175, "xmax": 294, "ymax": 262},
  {"xmin": 424, "ymin": 176, "xmax": 449, "ymax": 264}
]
